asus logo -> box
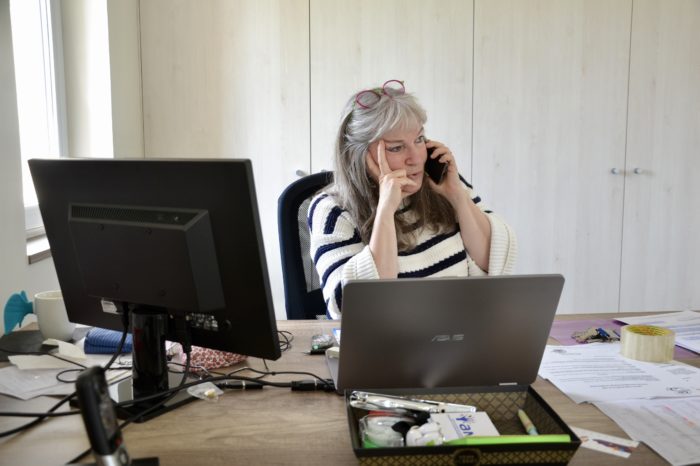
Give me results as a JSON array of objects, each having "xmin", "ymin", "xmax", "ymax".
[{"xmin": 431, "ymin": 334, "xmax": 465, "ymax": 342}]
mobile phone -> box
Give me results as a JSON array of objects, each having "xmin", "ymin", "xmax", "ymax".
[
  {"xmin": 75, "ymin": 366, "xmax": 131, "ymax": 466},
  {"xmin": 425, "ymin": 146, "xmax": 448, "ymax": 184}
]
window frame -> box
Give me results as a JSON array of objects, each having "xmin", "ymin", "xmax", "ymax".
[{"xmin": 12, "ymin": 0, "xmax": 67, "ymax": 237}]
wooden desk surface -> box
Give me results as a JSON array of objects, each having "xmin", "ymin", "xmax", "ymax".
[{"xmin": 0, "ymin": 315, "xmax": 695, "ymax": 466}]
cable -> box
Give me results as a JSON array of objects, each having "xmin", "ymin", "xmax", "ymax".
[
  {"xmin": 290, "ymin": 378, "xmax": 335, "ymax": 392},
  {"xmin": 0, "ymin": 410, "xmax": 78, "ymax": 418},
  {"xmin": 66, "ymin": 319, "xmax": 192, "ymax": 466},
  {"xmin": 102, "ymin": 307, "xmax": 131, "ymax": 371},
  {"xmin": 2, "ymin": 327, "xmax": 333, "ymax": 440},
  {"xmin": 0, "ymin": 392, "xmax": 76, "ymax": 438},
  {"xmin": 0, "ymin": 310, "xmax": 131, "ymax": 437},
  {"xmin": 278, "ymin": 330, "xmax": 294, "ymax": 352},
  {"xmin": 236, "ymin": 367, "xmax": 332, "ymax": 386}
]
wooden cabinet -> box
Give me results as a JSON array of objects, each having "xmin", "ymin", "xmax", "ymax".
[
  {"xmin": 309, "ymin": 0, "xmax": 474, "ymax": 177},
  {"xmin": 620, "ymin": 0, "xmax": 700, "ymax": 311},
  {"xmin": 135, "ymin": 0, "xmax": 698, "ymax": 316},
  {"xmin": 472, "ymin": 0, "xmax": 632, "ymax": 313},
  {"xmin": 139, "ymin": 0, "xmax": 310, "ymax": 318},
  {"xmin": 472, "ymin": 0, "xmax": 699, "ymax": 313}
]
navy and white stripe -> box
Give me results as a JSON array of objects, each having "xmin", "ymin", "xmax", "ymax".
[{"xmin": 307, "ymin": 182, "xmax": 516, "ymax": 319}]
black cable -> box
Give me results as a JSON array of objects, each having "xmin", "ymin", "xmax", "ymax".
[
  {"xmin": 277, "ymin": 330, "xmax": 294, "ymax": 352},
  {"xmin": 65, "ymin": 339, "xmax": 193, "ymax": 466},
  {"xmin": 238, "ymin": 367, "xmax": 332, "ymax": 386},
  {"xmin": 0, "ymin": 310, "xmax": 130, "ymax": 438},
  {"xmin": 2, "ymin": 327, "xmax": 332, "ymax": 436},
  {"xmin": 0, "ymin": 410, "xmax": 78, "ymax": 418},
  {"xmin": 0, "ymin": 370, "xmax": 333, "ymax": 424},
  {"xmin": 102, "ymin": 307, "xmax": 131, "ymax": 371},
  {"xmin": 0, "ymin": 392, "xmax": 76, "ymax": 438},
  {"xmin": 68, "ymin": 318, "xmax": 191, "ymax": 464},
  {"xmin": 114, "ymin": 374, "xmax": 291, "ymax": 408}
]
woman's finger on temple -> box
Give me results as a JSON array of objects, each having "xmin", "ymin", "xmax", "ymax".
[
  {"xmin": 377, "ymin": 141, "xmax": 392, "ymax": 176},
  {"xmin": 366, "ymin": 152, "xmax": 380, "ymax": 180}
]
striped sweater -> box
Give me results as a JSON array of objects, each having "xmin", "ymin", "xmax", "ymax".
[{"xmin": 307, "ymin": 182, "xmax": 517, "ymax": 319}]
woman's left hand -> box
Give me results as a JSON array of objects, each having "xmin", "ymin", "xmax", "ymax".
[{"xmin": 425, "ymin": 140, "xmax": 467, "ymax": 207}]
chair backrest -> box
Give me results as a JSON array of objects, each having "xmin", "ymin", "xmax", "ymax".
[{"xmin": 278, "ymin": 171, "xmax": 333, "ymax": 319}]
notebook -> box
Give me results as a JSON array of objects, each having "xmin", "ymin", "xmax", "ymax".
[{"xmin": 327, "ymin": 274, "xmax": 564, "ymax": 391}]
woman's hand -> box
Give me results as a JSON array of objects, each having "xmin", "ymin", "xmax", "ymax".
[
  {"xmin": 366, "ymin": 140, "xmax": 417, "ymax": 214},
  {"xmin": 424, "ymin": 140, "xmax": 466, "ymax": 208},
  {"xmin": 426, "ymin": 140, "xmax": 492, "ymax": 271}
]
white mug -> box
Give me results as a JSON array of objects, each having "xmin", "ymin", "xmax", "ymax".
[{"xmin": 34, "ymin": 290, "xmax": 76, "ymax": 341}]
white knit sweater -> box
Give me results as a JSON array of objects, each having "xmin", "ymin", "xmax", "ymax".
[{"xmin": 307, "ymin": 182, "xmax": 517, "ymax": 319}]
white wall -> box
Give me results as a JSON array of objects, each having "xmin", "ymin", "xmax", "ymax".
[{"xmin": 0, "ymin": 0, "xmax": 59, "ymax": 330}]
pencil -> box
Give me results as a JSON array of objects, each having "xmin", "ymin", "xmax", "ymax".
[{"xmin": 517, "ymin": 409, "xmax": 539, "ymax": 435}]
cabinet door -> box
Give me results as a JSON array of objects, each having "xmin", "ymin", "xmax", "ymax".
[
  {"xmin": 620, "ymin": 0, "xmax": 700, "ymax": 311},
  {"xmin": 140, "ymin": 0, "xmax": 310, "ymax": 319},
  {"xmin": 310, "ymin": 0, "xmax": 473, "ymax": 177},
  {"xmin": 472, "ymin": 0, "xmax": 632, "ymax": 313}
]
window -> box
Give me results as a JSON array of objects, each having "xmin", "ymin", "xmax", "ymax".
[{"xmin": 10, "ymin": 0, "xmax": 65, "ymax": 238}]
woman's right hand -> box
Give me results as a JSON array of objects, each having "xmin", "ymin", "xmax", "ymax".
[{"xmin": 366, "ymin": 140, "xmax": 417, "ymax": 215}]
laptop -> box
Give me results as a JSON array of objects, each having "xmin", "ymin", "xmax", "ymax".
[{"xmin": 327, "ymin": 274, "xmax": 564, "ymax": 391}]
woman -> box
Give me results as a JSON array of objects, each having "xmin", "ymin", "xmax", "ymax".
[{"xmin": 308, "ymin": 80, "xmax": 517, "ymax": 319}]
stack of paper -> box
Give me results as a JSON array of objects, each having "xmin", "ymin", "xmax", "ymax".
[{"xmin": 538, "ymin": 310, "xmax": 700, "ymax": 466}]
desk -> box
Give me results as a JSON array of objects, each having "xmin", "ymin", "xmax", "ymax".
[{"xmin": 0, "ymin": 315, "xmax": 697, "ymax": 466}]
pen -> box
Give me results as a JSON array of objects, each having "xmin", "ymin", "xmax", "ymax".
[{"xmin": 517, "ymin": 409, "xmax": 539, "ymax": 435}]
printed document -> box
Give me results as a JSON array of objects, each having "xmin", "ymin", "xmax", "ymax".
[
  {"xmin": 595, "ymin": 397, "xmax": 700, "ymax": 466},
  {"xmin": 538, "ymin": 343, "xmax": 700, "ymax": 403}
]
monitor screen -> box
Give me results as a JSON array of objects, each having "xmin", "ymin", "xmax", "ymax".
[{"xmin": 29, "ymin": 158, "xmax": 281, "ymax": 362}]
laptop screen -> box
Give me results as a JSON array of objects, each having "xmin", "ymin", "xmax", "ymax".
[{"xmin": 336, "ymin": 274, "xmax": 564, "ymax": 390}]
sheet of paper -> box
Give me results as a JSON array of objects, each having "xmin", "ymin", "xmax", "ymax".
[
  {"xmin": 8, "ymin": 338, "xmax": 88, "ymax": 370},
  {"xmin": 594, "ymin": 398, "xmax": 700, "ymax": 466},
  {"xmin": 569, "ymin": 426, "xmax": 639, "ymax": 458},
  {"xmin": 538, "ymin": 343, "xmax": 700, "ymax": 403},
  {"xmin": 0, "ymin": 353, "xmax": 131, "ymax": 400},
  {"xmin": 616, "ymin": 310, "xmax": 700, "ymax": 354},
  {"xmin": 0, "ymin": 366, "xmax": 72, "ymax": 400}
]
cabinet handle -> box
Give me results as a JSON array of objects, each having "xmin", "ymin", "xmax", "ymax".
[
  {"xmin": 633, "ymin": 167, "xmax": 644, "ymax": 175},
  {"xmin": 295, "ymin": 169, "xmax": 308, "ymax": 177},
  {"xmin": 610, "ymin": 168, "xmax": 622, "ymax": 175}
]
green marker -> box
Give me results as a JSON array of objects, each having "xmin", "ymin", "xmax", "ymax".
[{"xmin": 445, "ymin": 434, "xmax": 571, "ymax": 446}]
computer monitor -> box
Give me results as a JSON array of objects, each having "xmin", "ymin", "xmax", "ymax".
[{"xmin": 29, "ymin": 158, "xmax": 280, "ymax": 415}]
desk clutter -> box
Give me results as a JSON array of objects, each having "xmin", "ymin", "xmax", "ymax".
[
  {"xmin": 571, "ymin": 326, "xmax": 619, "ymax": 343},
  {"xmin": 85, "ymin": 328, "xmax": 248, "ymax": 369},
  {"xmin": 542, "ymin": 310, "xmax": 700, "ymax": 466},
  {"xmin": 345, "ymin": 388, "xmax": 579, "ymax": 465}
]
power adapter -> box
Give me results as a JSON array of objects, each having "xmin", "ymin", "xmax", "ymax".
[{"xmin": 290, "ymin": 379, "xmax": 335, "ymax": 392}]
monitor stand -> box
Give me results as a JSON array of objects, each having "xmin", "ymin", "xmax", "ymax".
[
  {"xmin": 74, "ymin": 307, "xmax": 198, "ymax": 422},
  {"xmin": 117, "ymin": 307, "xmax": 198, "ymax": 422}
]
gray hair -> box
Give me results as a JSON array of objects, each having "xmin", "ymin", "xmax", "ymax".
[{"xmin": 329, "ymin": 88, "xmax": 455, "ymax": 249}]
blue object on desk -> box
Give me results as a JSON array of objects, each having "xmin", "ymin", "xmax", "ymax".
[
  {"xmin": 84, "ymin": 327, "xmax": 133, "ymax": 354},
  {"xmin": 3, "ymin": 291, "xmax": 33, "ymax": 335}
]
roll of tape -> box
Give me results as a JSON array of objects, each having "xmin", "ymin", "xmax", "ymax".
[{"xmin": 620, "ymin": 325, "xmax": 675, "ymax": 363}]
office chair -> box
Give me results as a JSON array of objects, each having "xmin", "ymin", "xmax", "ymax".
[{"xmin": 278, "ymin": 171, "xmax": 334, "ymax": 319}]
